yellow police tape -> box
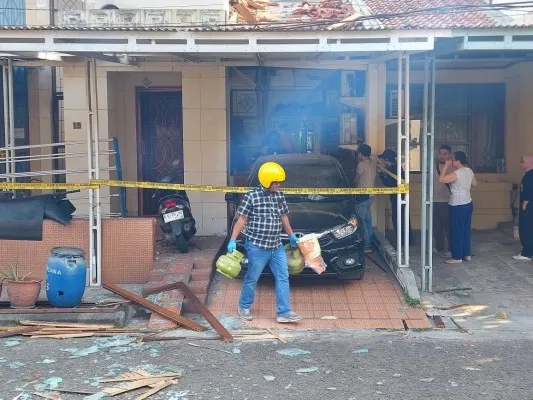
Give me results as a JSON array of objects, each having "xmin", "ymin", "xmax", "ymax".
[{"xmin": 0, "ymin": 179, "xmax": 409, "ymax": 195}]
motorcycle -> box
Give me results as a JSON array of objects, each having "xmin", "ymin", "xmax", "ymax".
[{"xmin": 152, "ymin": 161, "xmax": 197, "ymax": 253}]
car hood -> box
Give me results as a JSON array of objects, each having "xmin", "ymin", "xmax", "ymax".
[{"xmin": 287, "ymin": 202, "xmax": 352, "ymax": 232}]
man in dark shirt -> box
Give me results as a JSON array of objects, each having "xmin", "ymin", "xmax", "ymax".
[
  {"xmin": 514, "ymin": 155, "xmax": 533, "ymax": 261},
  {"xmin": 227, "ymin": 162, "xmax": 302, "ymax": 323},
  {"xmin": 377, "ymin": 149, "xmax": 414, "ymax": 248}
]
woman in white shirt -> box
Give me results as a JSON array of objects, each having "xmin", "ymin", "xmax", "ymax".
[{"xmin": 439, "ymin": 151, "xmax": 478, "ymax": 264}]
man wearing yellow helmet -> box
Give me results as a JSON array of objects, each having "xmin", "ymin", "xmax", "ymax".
[{"xmin": 227, "ymin": 162, "xmax": 302, "ymax": 323}]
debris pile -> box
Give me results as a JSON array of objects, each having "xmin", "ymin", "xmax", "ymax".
[
  {"xmin": 0, "ymin": 320, "xmax": 145, "ymax": 339},
  {"xmin": 231, "ymin": 0, "xmax": 361, "ymax": 29},
  {"xmin": 100, "ymin": 369, "xmax": 180, "ymax": 398}
]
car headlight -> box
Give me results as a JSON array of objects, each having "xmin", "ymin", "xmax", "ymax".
[{"xmin": 332, "ymin": 218, "xmax": 358, "ymax": 240}]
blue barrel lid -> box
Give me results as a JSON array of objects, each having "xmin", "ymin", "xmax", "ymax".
[{"xmin": 51, "ymin": 247, "xmax": 86, "ymax": 258}]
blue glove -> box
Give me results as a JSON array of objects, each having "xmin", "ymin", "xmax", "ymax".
[
  {"xmin": 227, "ymin": 240, "xmax": 237, "ymax": 254},
  {"xmin": 289, "ymin": 234, "xmax": 299, "ymax": 249}
]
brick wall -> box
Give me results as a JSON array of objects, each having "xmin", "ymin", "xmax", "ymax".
[{"xmin": 0, "ymin": 218, "xmax": 156, "ymax": 284}]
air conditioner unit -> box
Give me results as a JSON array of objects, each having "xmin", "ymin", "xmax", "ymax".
[{"xmin": 389, "ymin": 89, "xmax": 404, "ymax": 119}]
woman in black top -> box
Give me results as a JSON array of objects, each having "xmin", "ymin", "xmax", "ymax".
[{"xmin": 514, "ymin": 155, "xmax": 533, "ymax": 261}]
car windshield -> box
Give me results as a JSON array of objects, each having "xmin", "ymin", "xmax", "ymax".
[{"xmin": 251, "ymin": 163, "xmax": 351, "ymax": 202}]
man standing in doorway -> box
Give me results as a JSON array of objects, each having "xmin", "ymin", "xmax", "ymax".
[
  {"xmin": 227, "ymin": 162, "xmax": 302, "ymax": 323},
  {"xmin": 434, "ymin": 145, "xmax": 453, "ymax": 256},
  {"xmin": 354, "ymin": 144, "xmax": 376, "ymax": 249}
]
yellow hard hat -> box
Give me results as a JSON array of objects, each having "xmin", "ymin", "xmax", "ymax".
[{"xmin": 258, "ymin": 162, "xmax": 286, "ymax": 189}]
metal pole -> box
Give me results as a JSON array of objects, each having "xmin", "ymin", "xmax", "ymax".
[
  {"xmin": 2, "ymin": 65, "xmax": 10, "ymax": 178},
  {"xmin": 428, "ymin": 56, "xmax": 436, "ymax": 292},
  {"xmin": 403, "ymin": 54, "xmax": 410, "ymax": 268},
  {"xmin": 421, "ymin": 55, "xmax": 430, "ymax": 291},
  {"xmin": 85, "ymin": 59, "xmax": 95, "ymax": 286},
  {"xmin": 7, "ymin": 58, "xmax": 15, "ymax": 183},
  {"xmin": 91, "ymin": 58, "xmax": 102, "ymax": 287},
  {"xmin": 396, "ymin": 53, "xmax": 403, "ymax": 268}
]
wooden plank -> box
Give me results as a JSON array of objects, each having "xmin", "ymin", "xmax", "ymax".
[
  {"xmin": 136, "ymin": 380, "xmax": 175, "ymax": 400},
  {"xmin": 103, "ymin": 283, "xmax": 206, "ymax": 332},
  {"xmin": 432, "ymin": 316, "xmax": 446, "ymax": 329},
  {"xmin": 0, "ymin": 326, "xmax": 39, "ymax": 338},
  {"xmin": 30, "ymin": 333, "xmax": 95, "ymax": 339},
  {"xmin": 20, "ymin": 320, "xmax": 115, "ymax": 329},
  {"xmin": 0, "ymin": 305, "xmax": 119, "ymax": 314},
  {"xmin": 103, "ymin": 377, "xmax": 167, "ymax": 396},
  {"xmin": 266, "ymin": 328, "xmax": 286, "ymax": 343},
  {"xmin": 176, "ymin": 282, "xmax": 233, "ymax": 342},
  {"xmin": 233, "ymin": 2, "xmax": 256, "ymax": 23},
  {"xmin": 141, "ymin": 282, "xmax": 180, "ymax": 297},
  {"xmin": 143, "ymin": 281, "xmax": 233, "ymax": 342},
  {"xmin": 100, "ymin": 372, "xmax": 180, "ymax": 383}
]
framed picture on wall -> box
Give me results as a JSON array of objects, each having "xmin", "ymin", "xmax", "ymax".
[{"xmin": 231, "ymin": 90, "xmax": 262, "ymax": 117}]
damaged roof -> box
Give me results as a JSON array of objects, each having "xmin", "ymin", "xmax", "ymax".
[{"xmin": 229, "ymin": 0, "xmax": 516, "ymax": 30}]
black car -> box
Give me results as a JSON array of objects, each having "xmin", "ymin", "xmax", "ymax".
[{"xmin": 225, "ymin": 154, "xmax": 365, "ymax": 280}]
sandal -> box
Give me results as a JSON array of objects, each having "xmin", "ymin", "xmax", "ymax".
[{"xmin": 445, "ymin": 259, "xmax": 463, "ymax": 264}]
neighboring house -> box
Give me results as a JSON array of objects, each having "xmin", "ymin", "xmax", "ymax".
[{"xmin": 1, "ymin": 0, "xmax": 533, "ymax": 281}]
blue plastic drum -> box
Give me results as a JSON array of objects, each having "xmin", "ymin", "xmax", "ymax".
[{"xmin": 46, "ymin": 247, "xmax": 87, "ymax": 308}]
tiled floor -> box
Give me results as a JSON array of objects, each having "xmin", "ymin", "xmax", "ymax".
[
  {"xmin": 145, "ymin": 237, "xmax": 224, "ymax": 329},
  {"xmin": 208, "ymin": 263, "xmax": 432, "ymax": 330}
]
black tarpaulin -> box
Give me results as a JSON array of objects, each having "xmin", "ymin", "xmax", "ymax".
[{"xmin": 0, "ymin": 194, "xmax": 76, "ymax": 241}]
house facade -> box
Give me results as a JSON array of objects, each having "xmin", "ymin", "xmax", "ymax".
[{"xmin": 2, "ymin": 0, "xmax": 533, "ymax": 285}]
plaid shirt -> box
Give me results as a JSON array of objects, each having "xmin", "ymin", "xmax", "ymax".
[{"xmin": 237, "ymin": 187, "xmax": 289, "ymax": 250}]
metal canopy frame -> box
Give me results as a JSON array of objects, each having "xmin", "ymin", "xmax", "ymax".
[{"xmin": 0, "ymin": 29, "xmax": 436, "ymax": 54}]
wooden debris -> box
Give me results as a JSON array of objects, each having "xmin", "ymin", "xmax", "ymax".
[
  {"xmin": 104, "ymin": 377, "xmax": 168, "ymax": 396},
  {"xmin": 20, "ymin": 320, "xmax": 115, "ymax": 329},
  {"xmin": 103, "ymin": 283, "xmax": 206, "ymax": 332},
  {"xmin": 432, "ymin": 315, "xmax": 446, "ymax": 329},
  {"xmin": 100, "ymin": 371, "xmax": 180, "ymax": 383},
  {"xmin": 55, "ymin": 388, "xmax": 96, "ymax": 395},
  {"xmin": 234, "ymin": 332, "xmax": 294, "ymax": 341},
  {"xmin": 266, "ymin": 328, "xmax": 286, "ymax": 343},
  {"xmin": 10, "ymin": 320, "xmax": 147, "ymax": 339},
  {"xmin": 30, "ymin": 333, "xmax": 95, "ymax": 339},
  {"xmin": 33, "ymin": 393, "xmax": 60, "ymax": 400},
  {"xmin": 0, "ymin": 326, "xmax": 39, "ymax": 338},
  {"xmin": 135, "ymin": 380, "xmax": 176, "ymax": 400},
  {"xmin": 100, "ymin": 369, "xmax": 179, "ymax": 398},
  {"xmin": 233, "ymin": 2, "xmax": 256, "ymax": 23},
  {"xmin": 434, "ymin": 287, "xmax": 472, "ymax": 294},
  {"xmin": 142, "ymin": 281, "xmax": 233, "ymax": 342},
  {"xmin": 243, "ymin": 0, "xmax": 265, "ymax": 10},
  {"xmin": 327, "ymin": 11, "xmax": 361, "ymax": 30},
  {"xmin": 188, "ymin": 342, "xmax": 233, "ymax": 354}
]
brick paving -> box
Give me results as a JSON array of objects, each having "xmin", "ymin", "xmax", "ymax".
[
  {"xmin": 208, "ymin": 262, "xmax": 432, "ymax": 330},
  {"xmin": 145, "ymin": 237, "xmax": 223, "ymax": 329}
]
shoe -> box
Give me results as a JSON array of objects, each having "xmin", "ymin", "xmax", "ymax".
[
  {"xmin": 445, "ymin": 259, "xmax": 463, "ymax": 264},
  {"xmin": 464, "ymin": 256, "xmax": 472, "ymax": 262},
  {"xmin": 238, "ymin": 307, "xmax": 252, "ymax": 321},
  {"xmin": 439, "ymin": 251, "xmax": 451, "ymax": 258},
  {"xmin": 513, "ymin": 254, "xmax": 532, "ymax": 261},
  {"xmin": 276, "ymin": 311, "xmax": 303, "ymax": 323}
]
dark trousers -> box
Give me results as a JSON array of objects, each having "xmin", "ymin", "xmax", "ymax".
[
  {"xmin": 433, "ymin": 202, "xmax": 450, "ymax": 252},
  {"xmin": 519, "ymin": 207, "xmax": 533, "ymax": 257},
  {"xmin": 390, "ymin": 195, "xmax": 414, "ymax": 248},
  {"xmin": 449, "ymin": 202, "xmax": 473, "ymax": 260}
]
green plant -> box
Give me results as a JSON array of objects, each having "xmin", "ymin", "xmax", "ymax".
[
  {"xmin": 404, "ymin": 294, "xmax": 421, "ymax": 306},
  {"xmin": 0, "ymin": 257, "xmax": 30, "ymax": 282}
]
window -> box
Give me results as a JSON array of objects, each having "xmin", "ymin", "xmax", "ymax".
[{"xmin": 386, "ymin": 83, "xmax": 506, "ymax": 173}]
